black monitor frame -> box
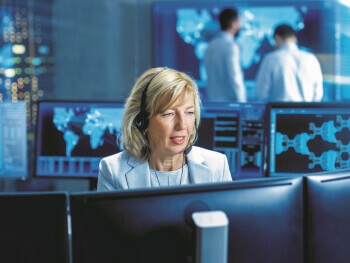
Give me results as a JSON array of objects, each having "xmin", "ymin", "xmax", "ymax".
[
  {"xmin": 0, "ymin": 192, "xmax": 70, "ymax": 263},
  {"xmin": 306, "ymin": 171, "xmax": 350, "ymax": 263},
  {"xmin": 34, "ymin": 100, "xmax": 125, "ymax": 180},
  {"xmin": 265, "ymin": 102, "xmax": 350, "ymax": 177},
  {"xmin": 70, "ymin": 177, "xmax": 304, "ymax": 263}
]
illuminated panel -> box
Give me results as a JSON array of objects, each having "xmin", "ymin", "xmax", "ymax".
[
  {"xmin": 268, "ymin": 103, "xmax": 350, "ymax": 176},
  {"xmin": 35, "ymin": 101, "xmax": 124, "ymax": 178},
  {"xmin": 153, "ymin": 1, "xmax": 336, "ymax": 100},
  {"xmin": 0, "ymin": 0, "xmax": 54, "ymax": 131},
  {"xmin": 0, "ymin": 101, "xmax": 27, "ymax": 178},
  {"xmin": 335, "ymin": 1, "xmax": 350, "ymax": 100},
  {"xmin": 197, "ymin": 102, "xmax": 265, "ymax": 179}
]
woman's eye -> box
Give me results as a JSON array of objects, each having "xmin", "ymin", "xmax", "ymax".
[
  {"xmin": 186, "ymin": 111, "xmax": 195, "ymax": 115},
  {"xmin": 162, "ymin": 112, "xmax": 174, "ymax": 117}
]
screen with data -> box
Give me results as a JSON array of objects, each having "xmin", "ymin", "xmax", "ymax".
[
  {"xmin": 0, "ymin": 102, "xmax": 27, "ymax": 179},
  {"xmin": 35, "ymin": 101, "xmax": 124, "ymax": 178},
  {"xmin": 267, "ymin": 103, "xmax": 350, "ymax": 176},
  {"xmin": 153, "ymin": 1, "xmax": 336, "ymax": 100},
  {"xmin": 196, "ymin": 102, "xmax": 265, "ymax": 179}
]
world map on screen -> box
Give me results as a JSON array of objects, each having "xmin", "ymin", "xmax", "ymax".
[
  {"xmin": 53, "ymin": 107, "xmax": 123, "ymax": 156},
  {"xmin": 176, "ymin": 6, "xmax": 304, "ymax": 83}
]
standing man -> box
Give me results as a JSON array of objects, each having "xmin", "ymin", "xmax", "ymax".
[
  {"xmin": 204, "ymin": 8, "xmax": 246, "ymax": 102},
  {"xmin": 255, "ymin": 24, "xmax": 323, "ymax": 102}
]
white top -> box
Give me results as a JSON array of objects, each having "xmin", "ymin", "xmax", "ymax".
[
  {"xmin": 255, "ymin": 43, "xmax": 323, "ymax": 102},
  {"xmin": 150, "ymin": 165, "xmax": 189, "ymax": 187},
  {"xmin": 204, "ymin": 32, "xmax": 246, "ymax": 102}
]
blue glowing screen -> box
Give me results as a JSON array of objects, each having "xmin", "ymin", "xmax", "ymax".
[
  {"xmin": 336, "ymin": 1, "xmax": 350, "ymax": 100},
  {"xmin": 196, "ymin": 102, "xmax": 265, "ymax": 179},
  {"xmin": 268, "ymin": 104, "xmax": 350, "ymax": 176},
  {"xmin": 35, "ymin": 101, "xmax": 124, "ymax": 178},
  {"xmin": 153, "ymin": 1, "xmax": 336, "ymax": 100},
  {"xmin": 0, "ymin": 102, "xmax": 27, "ymax": 179}
]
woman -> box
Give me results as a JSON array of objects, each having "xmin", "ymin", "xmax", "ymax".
[{"xmin": 97, "ymin": 67, "xmax": 232, "ymax": 191}]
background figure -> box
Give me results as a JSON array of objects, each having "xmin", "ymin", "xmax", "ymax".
[
  {"xmin": 97, "ymin": 67, "xmax": 232, "ymax": 191},
  {"xmin": 204, "ymin": 8, "xmax": 246, "ymax": 102},
  {"xmin": 255, "ymin": 24, "xmax": 323, "ymax": 102}
]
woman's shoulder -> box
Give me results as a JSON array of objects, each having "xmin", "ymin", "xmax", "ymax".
[
  {"xmin": 100, "ymin": 151, "xmax": 143, "ymax": 169},
  {"xmin": 98, "ymin": 151, "xmax": 136, "ymax": 191},
  {"xmin": 100, "ymin": 151, "xmax": 140, "ymax": 171},
  {"xmin": 101, "ymin": 151, "xmax": 128, "ymax": 163},
  {"xmin": 189, "ymin": 147, "xmax": 231, "ymax": 181},
  {"xmin": 99, "ymin": 151, "xmax": 137, "ymax": 181},
  {"xmin": 190, "ymin": 146, "xmax": 226, "ymax": 159}
]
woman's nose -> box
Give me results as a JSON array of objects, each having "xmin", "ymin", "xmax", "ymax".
[{"xmin": 175, "ymin": 113, "xmax": 186, "ymax": 130}]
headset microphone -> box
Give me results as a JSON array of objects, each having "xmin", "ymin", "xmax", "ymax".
[{"xmin": 185, "ymin": 119, "xmax": 198, "ymax": 155}]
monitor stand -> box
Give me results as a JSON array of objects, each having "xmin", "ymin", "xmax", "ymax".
[{"xmin": 192, "ymin": 210, "xmax": 229, "ymax": 263}]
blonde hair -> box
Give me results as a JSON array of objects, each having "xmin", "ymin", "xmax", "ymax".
[{"xmin": 122, "ymin": 67, "xmax": 201, "ymax": 161}]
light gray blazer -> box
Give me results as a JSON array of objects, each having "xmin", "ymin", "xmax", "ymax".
[{"xmin": 97, "ymin": 146, "xmax": 232, "ymax": 191}]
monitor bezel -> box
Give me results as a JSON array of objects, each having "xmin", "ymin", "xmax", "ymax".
[{"xmin": 72, "ymin": 176, "xmax": 298, "ymax": 198}]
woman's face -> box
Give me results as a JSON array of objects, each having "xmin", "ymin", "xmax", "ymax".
[{"xmin": 147, "ymin": 94, "xmax": 195, "ymax": 159}]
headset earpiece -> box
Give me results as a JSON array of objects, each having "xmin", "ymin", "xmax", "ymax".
[
  {"xmin": 135, "ymin": 111, "xmax": 149, "ymax": 132},
  {"xmin": 134, "ymin": 70, "xmax": 164, "ymax": 132}
]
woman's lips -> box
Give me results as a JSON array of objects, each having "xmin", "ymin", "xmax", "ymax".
[{"xmin": 170, "ymin": 136, "xmax": 186, "ymax": 145}]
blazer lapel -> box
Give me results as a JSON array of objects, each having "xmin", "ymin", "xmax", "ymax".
[
  {"xmin": 187, "ymin": 148, "xmax": 212, "ymax": 184},
  {"xmin": 125, "ymin": 155, "xmax": 151, "ymax": 189}
]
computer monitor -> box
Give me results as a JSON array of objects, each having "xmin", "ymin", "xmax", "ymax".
[
  {"xmin": 70, "ymin": 177, "xmax": 303, "ymax": 263},
  {"xmin": 152, "ymin": 1, "xmax": 336, "ymax": 100},
  {"xmin": 0, "ymin": 101, "xmax": 27, "ymax": 179},
  {"xmin": 306, "ymin": 171, "xmax": 350, "ymax": 263},
  {"xmin": 196, "ymin": 102, "xmax": 265, "ymax": 179},
  {"xmin": 34, "ymin": 100, "xmax": 124, "ymax": 178},
  {"xmin": 266, "ymin": 103, "xmax": 350, "ymax": 177},
  {"xmin": 0, "ymin": 192, "xmax": 69, "ymax": 263}
]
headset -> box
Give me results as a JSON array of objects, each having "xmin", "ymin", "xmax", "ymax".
[
  {"xmin": 134, "ymin": 70, "xmax": 163, "ymax": 132},
  {"xmin": 134, "ymin": 69, "xmax": 198, "ymax": 154}
]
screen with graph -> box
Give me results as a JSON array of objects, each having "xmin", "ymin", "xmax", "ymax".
[
  {"xmin": 35, "ymin": 101, "xmax": 124, "ymax": 178},
  {"xmin": 196, "ymin": 102, "xmax": 265, "ymax": 179},
  {"xmin": 267, "ymin": 103, "xmax": 350, "ymax": 176}
]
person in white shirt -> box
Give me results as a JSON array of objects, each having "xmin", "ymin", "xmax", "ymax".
[
  {"xmin": 255, "ymin": 24, "xmax": 323, "ymax": 102},
  {"xmin": 204, "ymin": 8, "xmax": 246, "ymax": 102}
]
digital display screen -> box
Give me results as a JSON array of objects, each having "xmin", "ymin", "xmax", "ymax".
[
  {"xmin": 0, "ymin": 101, "xmax": 27, "ymax": 179},
  {"xmin": 153, "ymin": 1, "xmax": 336, "ymax": 100},
  {"xmin": 268, "ymin": 103, "xmax": 350, "ymax": 176},
  {"xmin": 35, "ymin": 101, "xmax": 124, "ymax": 178},
  {"xmin": 197, "ymin": 102, "xmax": 265, "ymax": 179}
]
